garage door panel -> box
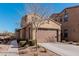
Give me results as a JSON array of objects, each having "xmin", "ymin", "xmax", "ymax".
[{"xmin": 37, "ymin": 29, "xmax": 57, "ymax": 43}]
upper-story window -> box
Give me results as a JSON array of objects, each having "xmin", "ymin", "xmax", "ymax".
[{"xmin": 64, "ymin": 13, "xmax": 69, "ymax": 22}]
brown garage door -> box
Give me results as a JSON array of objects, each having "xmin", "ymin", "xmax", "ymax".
[{"xmin": 37, "ymin": 28, "xmax": 58, "ymax": 43}]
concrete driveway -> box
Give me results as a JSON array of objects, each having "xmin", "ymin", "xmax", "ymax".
[{"xmin": 38, "ymin": 42, "xmax": 79, "ymax": 56}]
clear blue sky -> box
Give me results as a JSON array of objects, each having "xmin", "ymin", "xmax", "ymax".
[{"xmin": 0, "ymin": 3, "xmax": 79, "ymax": 33}]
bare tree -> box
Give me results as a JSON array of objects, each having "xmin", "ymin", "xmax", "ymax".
[{"xmin": 25, "ymin": 3, "xmax": 52, "ymax": 55}]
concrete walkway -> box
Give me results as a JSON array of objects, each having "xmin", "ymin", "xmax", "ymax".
[
  {"xmin": 7, "ymin": 40, "xmax": 19, "ymax": 56},
  {"xmin": 38, "ymin": 42, "xmax": 79, "ymax": 56},
  {"xmin": 0, "ymin": 40, "xmax": 19, "ymax": 56},
  {"xmin": 0, "ymin": 45, "xmax": 19, "ymax": 56}
]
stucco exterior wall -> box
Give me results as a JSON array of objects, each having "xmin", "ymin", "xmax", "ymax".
[
  {"xmin": 51, "ymin": 6, "xmax": 79, "ymax": 42},
  {"xmin": 15, "ymin": 29, "xmax": 20, "ymax": 39},
  {"xmin": 32, "ymin": 20, "xmax": 61, "ymax": 42},
  {"xmin": 16, "ymin": 13, "xmax": 61, "ymax": 43}
]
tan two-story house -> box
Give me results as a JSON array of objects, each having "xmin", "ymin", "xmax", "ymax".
[{"xmin": 15, "ymin": 13, "xmax": 61, "ymax": 43}]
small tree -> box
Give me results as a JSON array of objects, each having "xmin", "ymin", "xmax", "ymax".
[{"xmin": 25, "ymin": 3, "xmax": 52, "ymax": 55}]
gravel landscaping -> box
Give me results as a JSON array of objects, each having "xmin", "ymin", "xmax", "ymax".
[{"xmin": 19, "ymin": 45, "xmax": 59, "ymax": 56}]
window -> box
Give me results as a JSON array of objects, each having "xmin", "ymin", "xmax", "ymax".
[
  {"xmin": 64, "ymin": 13, "xmax": 69, "ymax": 22},
  {"xmin": 64, "ymin": 29, "xmax": 68, "ymax": 38}
]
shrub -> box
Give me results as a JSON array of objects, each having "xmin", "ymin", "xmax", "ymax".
[
  {"xmin": 19, "ymin": 41, "xmax": 27, "ymax": 47},
  {"xmin": 28, "ymin": 40, "xmax": 36, "ymax": 46}
]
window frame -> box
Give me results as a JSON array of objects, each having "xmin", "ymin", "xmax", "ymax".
[
  {"xmin": 64, "ymin": 13, "xmax": 69, "ymax": 22},
  {"xmin": 64, "ymin": 29, "xmax": 68, "ymax": 38}
]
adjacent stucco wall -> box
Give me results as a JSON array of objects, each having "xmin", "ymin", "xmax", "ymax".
[
  {"xmin": 15, "ymin": 30, "xmax": 20, "ymax": 39},
  {"xmin": 20, "ymin": 29, "xmax": 23, "ymax": 39},
  {"xmin": 66, "ymin": 7, "xmax": 79, "ymax": 41},
  {"xmin": 51, "ymin": 7, "xmax": 79, "ymax": 42}
]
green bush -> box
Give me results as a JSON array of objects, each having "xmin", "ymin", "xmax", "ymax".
[
  {"xmin": 19, "ymin": 39, "xmax": 36, "ymax": 47},
  {"xmin": 19, "ymin": 41, "xmax": 27, "ymax": 47},
  {"xmin": 20, "ymin": 39, "xmax": 26, "ymax": 41},
  {"xmin": 28, "ymin": 40, "xmax": 36, "ymax": 46}
]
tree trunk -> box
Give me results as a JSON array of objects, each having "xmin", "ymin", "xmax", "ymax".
[{"xmin": 35, "ymin": 27, "xmax": 38, "ymax": 55}]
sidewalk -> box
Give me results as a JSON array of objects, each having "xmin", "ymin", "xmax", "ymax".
[
  {"xmin": 7, "ymin": 40, "xmax": 19, "ymax": 56},
  {"xmin": 0, "ymin": 45, "xmax": 19, "ymax": 56},
  {"xmin": 0, "ymin": 40, "xmax": 19, "ymax": 56},
  {"xmin": 38, "ymin": 42, "xmax": 79, "ymax": 56}
]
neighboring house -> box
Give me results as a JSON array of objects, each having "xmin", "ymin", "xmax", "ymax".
[
  {"xmin": 50, "ymin": 6, "xmax": 79, "ymax": 42},
  {"xmin": 15, "ymin": 13, "xmax": 61, "ymax": 43},
  {"xmin": 0, "ymin": 32, "xmax": 15, "ymax": 43}
]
